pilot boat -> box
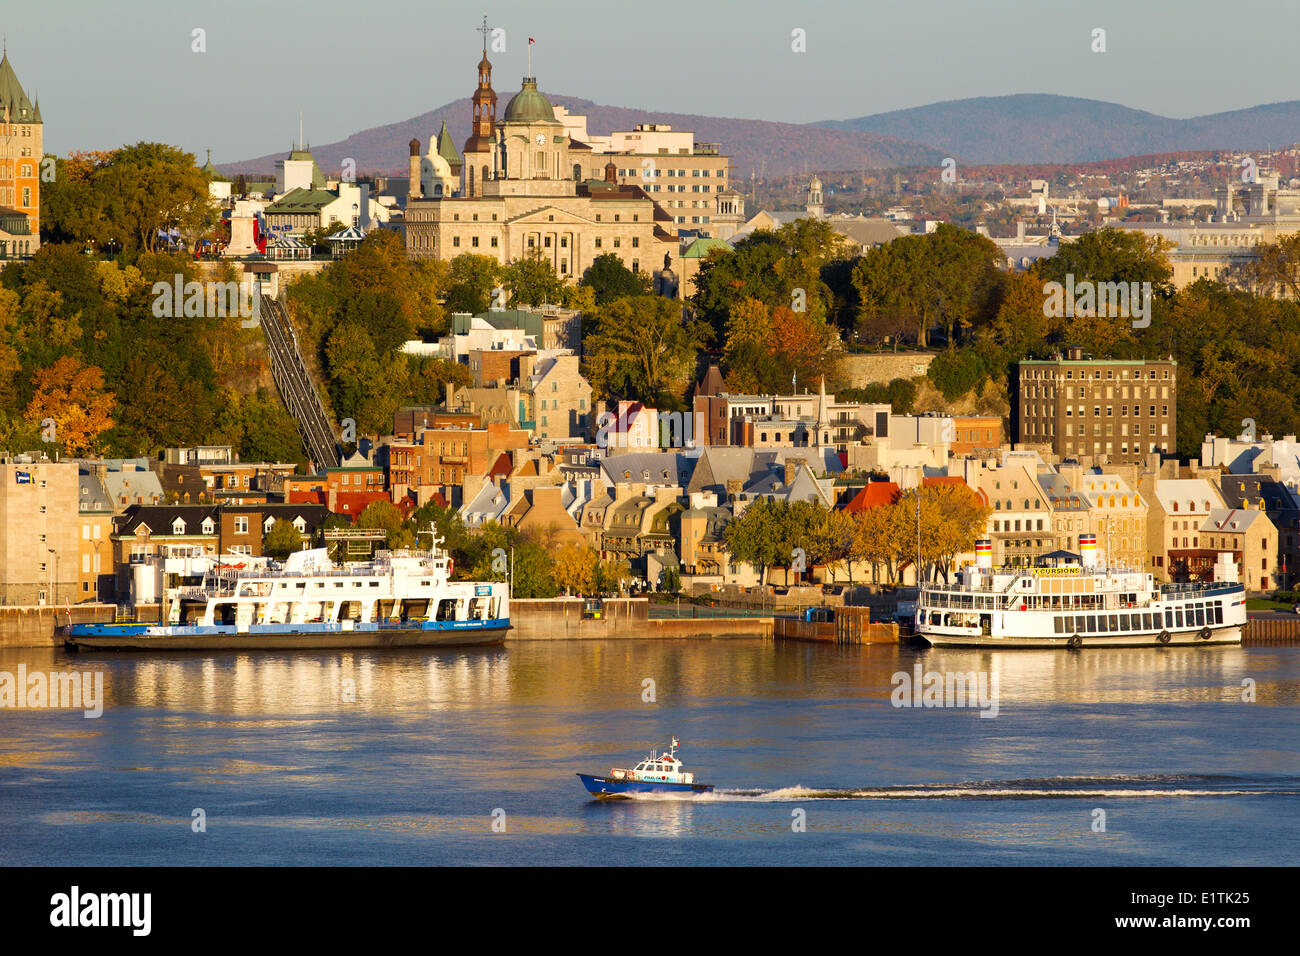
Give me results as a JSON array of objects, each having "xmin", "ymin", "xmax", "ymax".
[{"xmin": 577, "ymin": 738, "xmax": 714, "ymax": 798}]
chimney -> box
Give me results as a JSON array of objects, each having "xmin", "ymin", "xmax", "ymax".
[
  {"xmin": 446, "ymin": 382, "xmax": 455, "ymax": 409},
  {"xmin": 408, "ymin": 139, "xmax": 422, "ymax": 199},
  {"xmin": 784, "ymin": 458, "xmax": 804, "ymax": 485},
  {"xmin": 725, "ymin": 478, "xmax": 743, "ymax": 499}
]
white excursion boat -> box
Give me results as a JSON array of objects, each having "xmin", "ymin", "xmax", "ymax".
[
  {"xmin": 916, "ymin": 535, "xmax": 1246, "ymax": 648},
  {"xmin": 66, "ymin": 528, "xmax": 509, "ymax": 651}
]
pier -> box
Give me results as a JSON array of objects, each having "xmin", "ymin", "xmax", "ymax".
[{"xmin": 773, "ymin": 606, "xmax": 901, "ymax": 644}]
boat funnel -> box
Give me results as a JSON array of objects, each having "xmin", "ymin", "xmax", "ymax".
[
  {"xmin": 975, "ymin": 539, "xmax": 993, "ymax": 570},
  {"xmin": 1079, "ymin": 533, "xmax": 1098, "ymax": 568}
]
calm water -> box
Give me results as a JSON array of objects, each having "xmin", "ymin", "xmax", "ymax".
[{"xmin": 1, "ymin": 639, "xmax": 1297, "ymax": 866}]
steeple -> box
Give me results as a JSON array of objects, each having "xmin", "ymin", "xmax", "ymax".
[{"xmin": 464, "ymin": 15, "xmax": 497, "ymax": 156}]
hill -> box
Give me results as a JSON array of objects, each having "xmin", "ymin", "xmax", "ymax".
[
  {"xmin": 222, "ymin": 94, "xmax": 947, "ymax": 179},
  {"xmin": 817, "ymin": 94, "xmax": 1300, "ymax": 165}
]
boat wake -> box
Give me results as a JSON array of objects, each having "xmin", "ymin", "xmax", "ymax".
[{"xmin": 619, "ymin": 774, "xmax": 1300, "ymax": 802}]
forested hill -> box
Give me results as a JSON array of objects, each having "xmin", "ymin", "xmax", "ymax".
[{"xmin": 816, "ymin": 94, "xmax": 1300, "ymax": 165}]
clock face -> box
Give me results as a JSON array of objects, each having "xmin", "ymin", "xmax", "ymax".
[{"xmin": 535, "ymin": 134, "xmax": 547, "ymax": 145}]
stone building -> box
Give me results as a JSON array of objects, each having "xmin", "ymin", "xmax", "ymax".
[
  {"xmin": 0, "ymin": 458, "xmax": 78, "ymax": 605},
  {"xmin": 403, "ymin": 42, "xmax": 679, "ymax": 287}
]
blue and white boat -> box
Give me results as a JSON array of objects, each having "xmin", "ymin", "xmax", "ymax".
[
  {"xmin": 577, "ymin": 738, "xmax": 714, "ymax": 798},
  {"xmin": 66, "ymin": 528, "xmax": 509, "ymax": 651}
]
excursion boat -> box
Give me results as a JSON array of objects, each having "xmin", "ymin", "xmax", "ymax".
[
  {"xmin": 916, "ymin": 535, "xmax": 1246, "ymax": 649},
  {"xmin": 65, "ymin": 529, "xmax": 509, "ymax": 651},
  {"xmin": 577, "ymin": 738, "xmax": 714, "ymax": 798}
]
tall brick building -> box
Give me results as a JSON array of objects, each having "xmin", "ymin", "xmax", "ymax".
[{"xmin": 1018, "ymin": 347, "xmax": 1177, "ymax": 465}]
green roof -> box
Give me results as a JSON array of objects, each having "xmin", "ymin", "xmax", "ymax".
[
  {"xmin": 1020, "ymin": 357, "xmax": 1177, "ymax": 366},
  {"xmin": 502, "ymin": 78, "xmax": 559, "ymax": 125},
  {"xmin": 200, "ymin": 149, "xmax": 227, "ymax": 181},
  {"xmin": 435, "ymin": 121, "xmax": 462, "ymax": 167},
  {"xmin": 0, "ymin": 53, "xmax": 38, "ymax": 124},
  {"xmin": 265, "ymin": 187, "xmax": 337, "ymax": 213},
  {"xmin": 682, "ymin": 237, "xmax": 732, "ymax": 258}
]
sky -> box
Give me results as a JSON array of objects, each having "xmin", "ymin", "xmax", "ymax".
[{"xmin": 8, "ymin": 0, "xmax": 1296, "ymax": 162}]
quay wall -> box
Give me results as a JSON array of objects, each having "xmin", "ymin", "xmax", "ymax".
[
  {"xmin": 508, "ymin": 599, "xmax": 771, "ymax": 640},
  {"xmin": 0, "ymin": 605, "xmax": 115, "ymax": 648},
  {"xmin": 0, "ymin": 599, "xmax": 771, "ymax": 647}
]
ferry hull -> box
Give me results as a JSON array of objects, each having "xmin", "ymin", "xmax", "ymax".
[
  {"xmin": 576, "ymin": 773, "xmax": 714, "ymax": 799},
  {"xmin": 920, "ymin": 625, "xmax": 1242, "ymax": 649},
  {"xmin": 65, "ymin": 620, "xmax": 509, "ymax": 652}
]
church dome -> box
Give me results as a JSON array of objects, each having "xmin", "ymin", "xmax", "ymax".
[{"xmin": 502, "ymin": 78, "xmax": 559, "ymax": 125}]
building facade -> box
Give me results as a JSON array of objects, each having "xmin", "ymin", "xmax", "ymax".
[
  {"xmin": 1018, "ymin": 347, "xmax": 1177, "ymax": 465},
  {"xmin": 0, "ymin": 50, "xmax": 41, "ymax": 259}
]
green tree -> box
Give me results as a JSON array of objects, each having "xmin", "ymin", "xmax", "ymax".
[
  {"xmin": 582, "ymin": 296, "xmax": 709, "ymax": 408},
  {"xmin": 264, "ymin": 519, "xmax": 306, "ymax": 558},
  {"xmin": 443, "ymin": 254, "xmax": 504, "ymax": 315},
  {"xmin": 503, "ymin": 250, "xmax": 565, "ymax": 308},
  {"xmin": 579, "ymin": 253, "xmax": 653, "ymax": 304}
]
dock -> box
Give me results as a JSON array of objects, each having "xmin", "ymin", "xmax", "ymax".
[{"xmin": 774, "ymin": 606, "xmax": 900, "ymax": 644}]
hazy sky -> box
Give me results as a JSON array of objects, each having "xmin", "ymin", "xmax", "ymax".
[{"xmin": 9, "ymin": 0, "xmax": 1295, "ymax": 161}]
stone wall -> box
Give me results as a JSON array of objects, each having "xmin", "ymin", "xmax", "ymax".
[
  {"xmin": 835, "ymin": 351, "xmax": 934, "ymax": 387},
  {"xmin": 0, "ymin": 604, "xmax": 115, "ymax": 648}
]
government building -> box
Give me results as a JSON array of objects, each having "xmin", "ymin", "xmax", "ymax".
[
  {"xmin": 402, "ymin": 34, "xmax": 706, "ymax": 292},
  {"xmin": 0, "ymin": 48, "xmax": 42, "ymax": 259}
]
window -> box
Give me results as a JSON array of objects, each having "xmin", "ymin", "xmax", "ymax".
[{"xmin": 235, "ymin": 517, "xmax": 249, "ymax": 534}]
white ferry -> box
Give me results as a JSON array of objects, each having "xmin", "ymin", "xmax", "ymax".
[
  {"xmin": 66, "ymin": 529, "xmax": 509, "ymax": 651},
  {"xmin": 916, "ymin": 535, "xmax": 1246, "ymax": 648}
]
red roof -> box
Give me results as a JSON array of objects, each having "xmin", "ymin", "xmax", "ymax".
[
  {"xmin": 922, "ymin": 476, "xmax": 967, "ymax": 488},
  {"xmin": 843, "ymin": 481, "xmax": 900, "ymax": 513}
]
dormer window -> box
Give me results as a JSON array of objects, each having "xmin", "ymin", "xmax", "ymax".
[
  {"xmin": 172, "ymin": 518, "xmax": 186, "ymax": 535},
  {"xmin": 201, "ymin": 518, "xmax": 215, "ymax": 535}
]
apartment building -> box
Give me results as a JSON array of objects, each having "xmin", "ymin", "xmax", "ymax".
[{"xmin": 1018, "ymin": 347, "xmax": 1177, "ymax": 465}]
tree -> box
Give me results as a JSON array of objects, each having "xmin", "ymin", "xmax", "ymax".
[
  {"xmin": 443, "ymin": 254, "xmax": 504, "ymax": 315},
  {"xmin": 552, "ymin": 542, "xmax": 598, "ymax": 595},
  {"xmin": 582, "ymin": 296, "xmax": 709, "ymax": 408},
  {"xmin": 1034, "ymin": 227, "xmax": 1174, "ymax": 295},
  {"xmin": 852, "ymin": 225, "xmax": 1003, "ymax": 349},
  {"xmin": 503, "ymin": 250, "xmax": 566, "ymax": 308},
  {"xmin": 264, "ymin": 519, "xmax": 305, "ymax": 558},
  {"xmin": 356, "ymin": 499, "xmax": 415, "ymax": 549},
  {"xmin": 44, "ymin": 143, "xmax": 216, "ymax": 253},
  {"xmin": 25, "ymin": 356, "xmax": 116, "ymax": 456},
  {"xmin": 579, "ymin": 253, "xmax": 653, "ymax": 304}
]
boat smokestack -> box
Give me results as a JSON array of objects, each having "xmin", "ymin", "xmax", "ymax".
[
  {"xmin": 975, "ymin": 539, "xmax": 992, "ymax": 571},
  {"xmin": 1079, "ymin": 533, "xmax": 1098, "ymax": 568}
]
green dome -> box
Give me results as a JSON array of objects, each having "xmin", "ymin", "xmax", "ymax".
[{"xmin": 502, "ymin": 78, "xmax": 559, "ymax": 125}]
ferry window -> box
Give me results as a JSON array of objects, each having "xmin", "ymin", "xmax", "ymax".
[
  {"xmin": 1195, "ymin": 607, "xmax": 1205, "ymax": 626},
  {"xmin": 369, "ymin": 582, "xmax": 380, "ymax": 587},
  {"xmin": 1143, "ymin": 613, "xmax": 1153, "ymax": 629},
  {"xmin": 335, "ymin": 582, "xmax": 343, "ymax": 587},
  {"xmin": 1086, "ymin": 615, "xmax": 1097, "ymax": 631},
  {"xmin": 1098, "ymin": 616, "xmax": 1109, "ymax": 632},
  {"xmin": 1073, "ymin": 616, "xmax": 1084, "ymax": 632},
  {"xmin": 1165, "ymin": 609, "xmax": 1173, "ymax": 627},
  {"xmin": 1055, "ymin": 617, "xmax": 1064, "ymax": 634},
  {"xmin": 296, "ymin": 582, "xmax": 306, "ymax": 589},
  {"xmin": 1214, "ymin": 603, "xmax": 1223, "ymax": 624},
  {"xmin": 1175, "ymin": 609, "xmax": 1184, "ymax": 627}
]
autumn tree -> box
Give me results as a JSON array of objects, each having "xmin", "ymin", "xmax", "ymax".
[
  {"xmin": 25, "ymin": 356, "xmax": 116, "ymax": 456},
  {"xmin": 552, "ymin": 542, "xmax": 598, "ymax": 595}
]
